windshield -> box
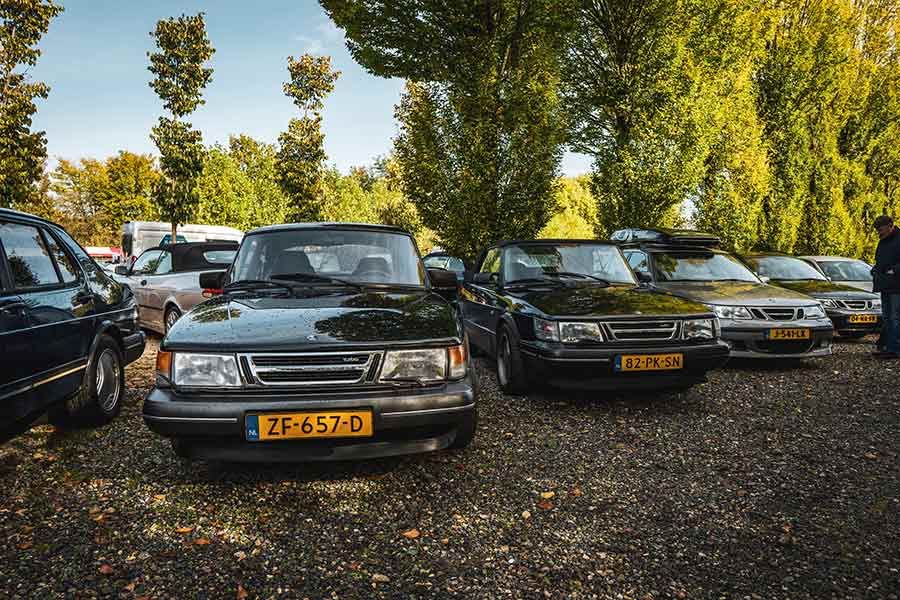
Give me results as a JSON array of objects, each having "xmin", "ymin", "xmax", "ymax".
[
  {"xmin": 818, "ymin": 259, "xmax": 871, "ymax": 282},
  {"xmin": 750, "ymin": 256, "xmax": 826, "ymax": 281},
  {"xmin": 655, "ymin": 251, "xmax": 759, "ymax": 283},
  {"xmin": 230, "ymin": 229, "xmax": 425, "ymax": 286},
  {"xmin": 502, "ymin": 243, "xmax": 636, "ymax": 284}
]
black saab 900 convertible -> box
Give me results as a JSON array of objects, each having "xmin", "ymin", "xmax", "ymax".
[
  {"xmin": 460, "ymin": 240, "xmax": 730, "ymax": 393},
  {"xmin": 143, "ymin": 223, "xmax": 476, "ymax": 462}
]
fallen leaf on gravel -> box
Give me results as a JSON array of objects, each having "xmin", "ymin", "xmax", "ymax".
[
  {"xmin": 540, "ymin": 491, "xmax": 555, "ymax": 500},
  {"xmin": 14, "ymin": 509, "xmax": 26, "ymax": 516},
  {"xmin": 194, "ymin": 538, "xmax": 211, "ymax": 545},
  {"xmin": 372, "ymin": 574, "xmax": 390, "ymax": 583},
  {"xmin": 570, "ymin": 488, "xmax": 584, "ymax": 497},
  {"xmin": 236, "ymin": 584, "xmax": 248, "ymax": 599},
  {"xmin": 500, "ymin": 545, "xmax": 510, "ymax": 552},
  {"xmin": 402, "ymin": 529, "xmax": 420, "ymax": 539},
  {"xmin": 21, "ymin": 525, "xmax": 33, "ymax": 533},
  {"xmin": 98, "ymin": 564, "xmax": 114, "ymax": 575},
  {"xmin": 88, "ymin": 507, "xmax": 102, "ymax": 515},
  {"xmin": 234, "ymin": 551, "xmax": 246, "ymax": 561},
  {"xmin": 864, "ymin": 452, "xmax": 878, "ymax": 460},
  {"xmin": 521, "ymin": 511, "xmax": 531, "ymax": 520},
  {"xmin": 153, "ymin": 494, "xmax": 166, "ymax": 501},
  {"xmin": 175, "ymin": 526, "xmax": 194, "ymax": 534},
  {"xmin": 736, "ymin": 489, "xmax": 747, "ymax": 497},
  {"xmin": 537, "ymin": 500, "xmax": 554, "ymax": 510},
  {"xmin": 18, "ymin": 542, "xmax": 32, "ymax": 550},
  {"xmin": 124, "ymin": 582, "xmax": 136, "ymax": 592},
  {"xmin": 440, "ymin": 538, "xmax": 449, "ymax": 545}
]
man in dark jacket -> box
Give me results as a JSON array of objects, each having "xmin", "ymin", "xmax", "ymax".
[{"xmin": 872, "ymin": 215, "xmax": 900, "ymax": 357}]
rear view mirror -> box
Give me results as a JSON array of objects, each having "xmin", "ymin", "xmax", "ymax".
[
  {"xmin": 114, "ymin": 265, "xmax": 129, "ymax": 276},
  {"xmin": 472, "ymin": 272, "xmax": 498, "ymax": 285},
  {"xmin": 428, "ymin": 268, "xmax": 458, "ymax": 301},
  {"xmin": 636, "ymin": 271, "xmax": 652, "ymax": 284},
  {"xmin": 199, "ymin": 271, "xmax": 226, "ymax": 293}
]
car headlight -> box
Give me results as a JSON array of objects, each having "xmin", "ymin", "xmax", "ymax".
[
  {"xmin": 534, "ymin": 317, "xmax": 559, "ymax": 342},
  {"xmin": 708, "ymin": 305, "xmax": 753, "ymax": 320},
  {"xmin": 819, "ymin": 298, "xmax": 839, "ymax": 309},
  {"xmin": 804, "ymin": 304, "xmax": 827, "ymax": 319},
  {"xmin": 560, "ymin": 322, "xmax": 604, "ymax": 343},
  {"xmin": 871, "ymin": 299, "xmax": 882, "ymax": 310},
  {"xmin": 169, "ymin": 353, "xmax": 242, "ymax": 387},
  {"xmin": 683, "ymin": 318, "xmax": 716, "ymax": 340},
  {"xmin": 380, "ymin": 345, "xmax": 467, "ymax": 383}
]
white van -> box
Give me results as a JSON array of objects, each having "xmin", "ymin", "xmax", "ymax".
[{"xmin": 121, "ymin": 221, "xmax": 244, "ymax": 263}]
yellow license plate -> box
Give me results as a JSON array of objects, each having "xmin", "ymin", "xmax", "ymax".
[
  {"xmin": 246, "ymin": 411, "xmax": 373, "ymax": 442},
  {"xmin": 849, "ymin": 314, "xmax": 878, "ymax": 324},
  {"xmin": 615, "ymin": 353, "xmax": 683, "ymax": 372},
  {"xmin": 767, "ymin": 328, "xmax": 810, "ymax": 340}
]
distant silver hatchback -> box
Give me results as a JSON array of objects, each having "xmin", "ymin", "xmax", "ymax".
[
  {"xmin": 801, "ymin": 256, "xmax": 874, "ymax": 292},
  {"xmin": 116, "ymin": 242, "xmax": 237, "ymax": 334}
]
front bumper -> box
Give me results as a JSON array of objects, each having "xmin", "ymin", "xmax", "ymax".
[
  {"xmin": 826, "ymin": 310, "xmax": 881, "ymax": 334},
  {"xmin": 720, "ymin": 321, "xmax": 834, "ymax": 359},
  {"xmin": 518, "ymin": 340, "xmax": 730, "ymax": 390},
  {"xmin": 123, "ymin": 331, "xmax": 146, "ymax": 365},
  {"xmin": 142, "ymin": 377, "xmax": 476, "ymax": 462}
]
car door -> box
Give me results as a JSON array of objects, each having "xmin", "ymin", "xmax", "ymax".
[
  {"xmin": 140, "ymin": 250, "xmax": 173, "ymax": 331},
  {"xmin": 0, "ymin": 220, "xmax": 91, "ymax": 426},
  {"xmin": 128, "ymin": 249, "xmax": 163, "ymax": 327},
  {"xmin": 461, "ymin": 247, "xmax": 503, "ymax": 353}
]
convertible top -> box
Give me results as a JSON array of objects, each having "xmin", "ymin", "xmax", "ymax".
[{"xmin": 157, "ymin": 241, "xmax": 238, "ymax": 272}]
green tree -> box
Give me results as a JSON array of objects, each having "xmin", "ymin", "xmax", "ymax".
[
  {"xmin": 538, "ymin": 176, "xmax": 597, "ymax": 239},
  {"xmin": 227, "ymin": 134, "xmax": 290, "ymax": 227},
  {"xmin": 104, "ymin": 151, "xmax": 161, "ymax": 234},
  {"xmin": 275, "ymin": 54, "xmax": 340, "ymax": 221},
  {"xmin": 147, "ymin": 13, "xmax": 215, "ymax": 240},
  {"xmin": 323, "ymin": 0, "xmax": 570, "ymax": 261},
  {"xmin": 0, "ymin": 0, "xmax": 62, "ymax": 210}
]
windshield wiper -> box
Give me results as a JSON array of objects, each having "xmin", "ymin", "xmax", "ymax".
[
  {"xmin": 543, "ymin": 271, "xmax": 611, "ymax": 285},
  {"xmin": 223, "ymin": 279, "xmax": 295, "ymax": 295},
  {"xmin": 505, "ymin": 277, "xmax": 565, "ymax": 287},
  {"xmin": 271, "ymin": 272, "xmax": 364, "ymax": 291}
]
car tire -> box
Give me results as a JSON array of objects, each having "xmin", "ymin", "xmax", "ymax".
[
  {"xmin": 496, "ymin": 325, "xmax": 530, "ymax": 395},
  {"xmin": 449, "ymin": 408, "xmax": 478, "ymax": 450},
  {"xmin": 838, "ymin": 331, "xmax": 867, "ymax": 340},
  {"xmin": 51, "ymin": 335, "xmax": 125, "ymax": 427},
  {"xmin": 164, "ymin": 306, "xmax": 182, "ymax": 334}
]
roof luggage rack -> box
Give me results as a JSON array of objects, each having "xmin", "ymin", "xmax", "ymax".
[{"xmin": 610, "ymin": 228, "xmax": 721, "ymax": 247}]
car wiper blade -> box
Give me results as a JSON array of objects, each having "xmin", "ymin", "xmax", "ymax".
[
  {"xmin": 543, "ymin": 271, "xmax": 611, "ymax": 285},
  {"xmin": 505, "ymin": 277, "xmax": 564, "ymax": 287},
  {"xmin": 223, "ymin": 279, "xmax": 294, "ymax": 294},
  {"xmin": 270, "ymin": 272, "xmax": 364, "ymax": 291}
]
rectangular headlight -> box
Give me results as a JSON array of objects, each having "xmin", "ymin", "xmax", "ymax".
[
  {"xmin": 871, "ymin": 299, "xmax": 882, "ymax": 310},
  {"xmin": 683, "ymin": 318, "xmax": 715, "ymax": 340},
  {"xmin": 172, "ymin": 353, "xmax": 241, "ymax": 387},
  {"xmin": 804, "ymin": 304, "xmax": 826, "ymax": 319},
  {"xmin": 559, "ymin": 322, "xmax": 604, "ymax": 343},
  {"xmin": 709, "ymin": 305, "xmax": 753, "ymax": 320},
  {"xmin": 534, "ymin": 317, "xmax": 559, "ymax": 342},
  {"xmin": 820, "ymin": 298, "xmax": 839, "ymax": 309},
  {"xmin": 380, "ymin": 348, "xmax": 447, "ymax": 383}
]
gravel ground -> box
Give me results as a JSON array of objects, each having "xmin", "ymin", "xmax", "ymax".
[{"xmin": 1, "ymin": 335, "xmax": 898, "ymax": 599}]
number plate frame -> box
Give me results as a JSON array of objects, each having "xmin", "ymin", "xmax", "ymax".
[
  {"xmin": 245, "ymin": 410, "xmax": 374, "ymax": 442},
  {"xmin": 766, "ymin": 328, "xmax": 811, "ymax": 340},
  {"xmin": 614, "ymin": 353, "xmax": 684, "ymax": 372},
  {"xmin": 848, "ymin": 314, "xmax": 878, "ymax": 324}
]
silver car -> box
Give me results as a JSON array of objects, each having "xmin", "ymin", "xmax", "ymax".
[
  {"xmin": 115, "ymin": 242, "xmax": 237, "ymax": 334},
  {"xmin": 623, "ymin": 245, "xmax": 834, "ymax": 359},
  {"xmin": 800, "ymin": 256, "xmax": 874, "ymax": 292}
]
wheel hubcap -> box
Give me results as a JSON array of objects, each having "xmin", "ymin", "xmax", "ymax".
[
  {"xmin": 497, "ymin": 337, "xmax": 510, "ymax": 386},
  {"xmin": 166, "ymin": 311, "xmax": 179, "ymax": 331},
  {"xmin": 96, "ymin": 349, "xmax": 121, "ymax": 413}
]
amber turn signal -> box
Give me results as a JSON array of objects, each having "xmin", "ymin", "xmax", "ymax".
[
  {"xmin": 156, "ymin": 350, "xmax": 172, "ymax": 377},
  {"xmin": 448, "ymin": 344, "xmax": 467, "ymax": 379}
]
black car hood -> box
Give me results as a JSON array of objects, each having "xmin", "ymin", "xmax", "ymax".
[
  {"xmin": 769, "ymin": 279, "xmax": 877, "ymax": 299},
  {"xmin": 164, "ymin": 290, "xmax": 460, "ymax": 352},
  {"xmin": 511, "ymin": 284, "xmax": 710, "ymax": 317},
  {"xmin": 654, "ymin": 280, "xmax": 813, "ymax": 306}
]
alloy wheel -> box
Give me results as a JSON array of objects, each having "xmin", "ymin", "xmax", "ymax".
[
  {"xmin": 497, "ymin": 335, "xmax": 510, "ymax": 386},
  {"xmin": 95, "ymin": 348, "xmax": 121, "ymax": 413}
]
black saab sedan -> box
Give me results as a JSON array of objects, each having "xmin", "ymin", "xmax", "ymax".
[
  {"xmin": 741, "ymin": 252, "xmax": 881, "ymax": 339},
  {"xmin": 460, "ymin": 240, "xmax": 729, "ymax": 393},
  {"xmin": 143, "ymin": 223, "xmax": 476, "ymax": 462}
]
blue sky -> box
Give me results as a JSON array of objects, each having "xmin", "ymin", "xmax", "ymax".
[{"xmin": 32, "ymin": 0, "xmax": 591, "ymax": 176}]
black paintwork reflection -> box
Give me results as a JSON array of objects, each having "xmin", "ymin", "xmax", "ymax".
[
  {"xmin": 768, "ymin": 279, "xmax": 877, "ymax": 298},
  {"xmin": 165, "ymin": 290, "xmax": 460, "ymax": 351},
  {"xmin": 504, "ymin": 283, "xmax": 710, "ymax": 317},
  {"xmin": 654, "ymin": 281, "xmax": 814, "ymax": 304}
]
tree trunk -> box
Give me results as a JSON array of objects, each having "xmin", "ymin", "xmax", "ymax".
[{"xmin": 171, "ymin": 222, "xmax": 177, "ymax": 243}]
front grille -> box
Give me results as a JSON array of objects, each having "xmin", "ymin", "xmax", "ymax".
[
  {"xmin": 604, "ymin": 320, "xmax": 679, "ymax": 341},
  {"xmin": 750, "ymin": 307, "xmax": 801, "ymax": 321},
  {"xmin": 752, "ymin": 340, "xmax": 814, "ymax": 354},
  {"xmin": 243, "ymin": 352, "xmax": 382, "ymax": 386},
  {"xmin": 839, "ymin": 300, "xmax": 871, "ymax": 311}
]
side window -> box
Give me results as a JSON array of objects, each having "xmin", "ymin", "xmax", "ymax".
[
  {"xmin": 43, "ymin": 230, "xmax": 80, "ymax": 283},
  {"xmin": 153, "ymin": 251, "xmax": 173, "ymax": 275},
  {"xmin": 132, "ymin": 250, "xmax": 163, "ymax": 274},
  {"xmin": 448, "ymin": 257, "xmax": 465, "ymax": 273},
  {"xmin": 479, "ymin": 249, "xmax": 501, "ymax": 275},
  {"xmin": 0, "ymin": 222, "xmax": 61, "ymax": 288},
  {"xmin": 625, "ymin": 250, "xmax": 649, "ymax": 273}
]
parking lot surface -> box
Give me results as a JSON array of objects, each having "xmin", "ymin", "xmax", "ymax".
[{"xmin": 1, "ymin": 336, "xmax": 898, "ymax": 599}]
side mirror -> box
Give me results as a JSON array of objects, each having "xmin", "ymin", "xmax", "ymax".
[
  {"xmin": 472, "ymin": 272, "xmax": 498, "ymax": 285},
  {"xmin": 199, "ymin": 271, "xmax": 226, "ymax": 293},
  {"xmin": 636, "ymin": 271, "xmax": 652, "ymax": 284},
  {"xmin": 115, "ymin": 265, "xmax": 129, "ymax": 276},
  {"xmin": 427, "ymin": 268, "xmax": 459, "ymax": 301}
]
